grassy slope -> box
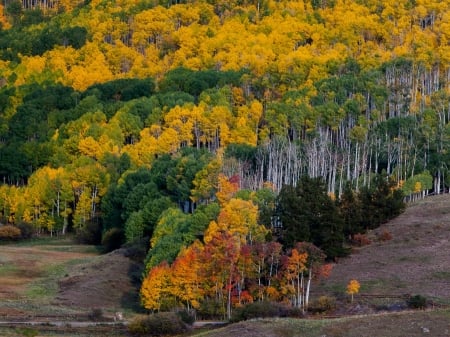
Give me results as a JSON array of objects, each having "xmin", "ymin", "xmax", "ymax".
[
  {"xmin": 193, "ymin": 310, "xmax": 450, "ymax": 337},
  {"xmin": 320, "ymin": 194, "xmax": 450, "ymax": 302},
  {"xmin": 0, "ymin": 237, "xmax": 100, "ymax": 318}
]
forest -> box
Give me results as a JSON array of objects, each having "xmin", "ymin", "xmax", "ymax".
[{"xmin": 0, "ymin": 0, "xmax": 448, "ymax": 318}]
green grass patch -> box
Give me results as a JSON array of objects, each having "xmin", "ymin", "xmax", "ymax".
[
  {"xmin": 10, "ymin": 235, "xmax": 101, "ymax": 253},
  {"xmin": 24, "ymin": 257, "xmax": 94, "ymax": 300},
  {"xmin": 359, "ymin": 279, "xmax": 389, "ymax": 292},
  {"xmin": 319, "ymin": 282, "xmax": 346, "ymax": 295},
  {"xmin": 41, "ymin": 245, "xmax": 101, "ymax": 254},
  {"xmin": 396, "ymin": 255, "xmax": 431, "ymax": 263},
  {"xmin": 13, "ymin": 236, "xmax": 76, "ymax": 247},
  {"xmin": 0, "ymin": 263, "xmax": 19, "ymax": 274},
  {"xmin": 432, "ymin": 271, "xmax": 450, "ymax": 280}
]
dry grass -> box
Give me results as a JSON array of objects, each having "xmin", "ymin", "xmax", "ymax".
[
  {"xmin": 56, "ymin": 248, "xmax": 142, "ymax": 312},
  {"xmin": 0, "ymin": 237, "xmax": 141, "ymax": 320},
  {"xmin": 0, "ymin": 242, "xmax": 98, "ymax": 314},
  {"xmin": 319, "ymin": 194, "xmax": 450, "ymax": 303},
  {"xmin": 191, "ymin": 310, "xmax": 450, "ymax": 337}
]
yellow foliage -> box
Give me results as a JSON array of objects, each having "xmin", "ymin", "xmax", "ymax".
[
  {"xmin": 414, "ymin": 181, "xmax": 422, "ymax": 193},
  {"xmin": 346, "ymin": 279, "xmax": 360, "ymax": 295},
  {"xmin": 78, "ymin": 136, "xmax": 102, "ymax": 159},
  {"xmin": 66, "ymin": 43, "xmax": 114, "ymax": 91},
  {"xmin": 140, "ymin": 262, "xmax": 171, "ymax": 311},
  {"xmin": 216, "ymin": 174, "xmax": 239, "ymax": 205},
  {"xmin": 0, "ymin": 4, "xmax": 10, "ymax": 29},
  {"xmin": 204, "ymin": 197, "xmax": 267, "ymax": 245},
  {"xmin": 15, "ymin": 56, "xmax": 47, "ymax": 86},
  {"xmin": 346, "ymin": 279, "xmax": 360, "ymax": 302}
]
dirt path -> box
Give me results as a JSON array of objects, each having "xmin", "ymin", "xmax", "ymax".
[{"xmin": 0, "ymin": 320, "xmax": 125, "ymax": 327}]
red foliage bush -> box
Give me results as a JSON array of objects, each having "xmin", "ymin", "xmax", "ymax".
[
  {"xmin": 352, "ymin": 233, "xmax": 371, "ymax": 246},
  {"xmin": 378, "ymin": 230, "xmax": 393, "ymax": 241}
]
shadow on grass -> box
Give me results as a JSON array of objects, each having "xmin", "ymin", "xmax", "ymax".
[{"xmin": 120, "ymin": 261, "xmax": 146, "ymax": 313}]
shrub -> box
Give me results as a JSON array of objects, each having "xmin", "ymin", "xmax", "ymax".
[
  {"xmin": 278, "ymin": 305, "xmax": 304, "ymax": 318},
  {"xmin": 123, "ymin": 237, "xmax": 148, "ymax": 261},
  {"xmin": 0, "ymin": 225, "xmax": 21, "ymax": 241},
  {"xmin": 352, "ymin": 233, "xmax": 371, "ymax": 246},
  {"xmin": 14, "ymin": 327, "xmax": 38, "ymax": 337},
  {"xmin": 88, "ymin": 308, "xmax": 104, "ymax": 321},
  {"xmin": 378, "ymin": 230, "xmax": 393, "ymax": 242},
  {"xmin": 75, "ymin": 220, "xmax": 102, "ymax": 245},
  {"xmin": 231, "ymin": 301, "xmax": 292, "ymax": 322},
  {"xmin": 176, "ymin": 309, "xmax": 195, "ymax": 325},
  {"xmin": 407, "ymin": 295, "xmax": 427, "ymax": 309},
  {"xmin": 128, "ymin": 312, "xmax": 188, "ymax": 336},
  {"xmin": 101, "ymin": 227, "xmax": 125, "ymax": 253},
  {"xmin": 197, "ymin": 299, "xmax": 224, "ymax": 320},
  {"xmin": 309, "ymin": 296, "xmax": 337, "ymax": 313}
]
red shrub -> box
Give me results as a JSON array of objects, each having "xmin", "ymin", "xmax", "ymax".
[
  {"xmin": 352, "ymin": 233, "xmax": 371, "ymax": 246},
  {"xmin": 378, "ymin": 230, "xmax": 393, "ymax": 241}
]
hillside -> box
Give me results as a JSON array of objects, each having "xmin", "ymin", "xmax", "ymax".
[
  {"xmin": 321, "ymin": 194, "xmax": 450, "ymax": 302},
  {"xmin": 0, "ymin": 239, "xmax": 141, "ymax": 320},
  {"xmin": 191, "ymin": 195, "xmax": 450, "ymax": 337},
  {"xmin": 1, "ymin": 195, "xmax": 450, "ymax": 336}
]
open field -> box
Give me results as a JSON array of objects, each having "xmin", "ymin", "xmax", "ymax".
[{"xmin": 1, "ymin": 194, "xmax": 450, "ymax": 336}]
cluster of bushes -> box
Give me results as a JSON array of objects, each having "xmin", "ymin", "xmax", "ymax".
[
  {"xmin": 128, "ymin": 293, "xmax": 424, "ymax": 335},
  {"xmin": 230, "ymin": 301, "xmax": 303, "ymax": 323},
  {"xmin": 407, "ymin": 295, "xmax": 427, "ymax": 309},
  {"xmin": 0, "ymin": 222, "xmax": 34, "ymax": 241},
  {"xmin": 0, "ymin": 225, "xmax": 21, "ymax": 241},
  {"xmin": 308, "ymin": 296, "xmax": 337, "ymax": 314},
  {"xmin": 128, "ymin": 311, "xmax": 191, "ymax": 336}
]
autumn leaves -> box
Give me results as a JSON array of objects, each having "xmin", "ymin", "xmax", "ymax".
[{"xmin": 140, "ymin": 175, "xmax": 330, "ymax": 318}]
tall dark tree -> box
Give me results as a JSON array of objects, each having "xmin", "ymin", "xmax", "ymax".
[
  {"xmin": 338, "ymin": 182, "xmax": 364, "ymax": 237},
  {"xmin": 360, "ymin": 174, "xmax": 405, "ymax": 229},
  {"xmin": 277, "ymin": 176, "xmax": 347, "ymax": 259}
]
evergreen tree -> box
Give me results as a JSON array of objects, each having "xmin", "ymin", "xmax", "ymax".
[
  {"xmin": 360, "ymin": 174, "xmax": 405, "ymax": 229},
  {"xmin": 338, "ymin": 182, "xmax": 364, "ymax": 237},
  {"xmin": 277, "ymin": 176, "xmax": 347, "ymax": 260}
]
